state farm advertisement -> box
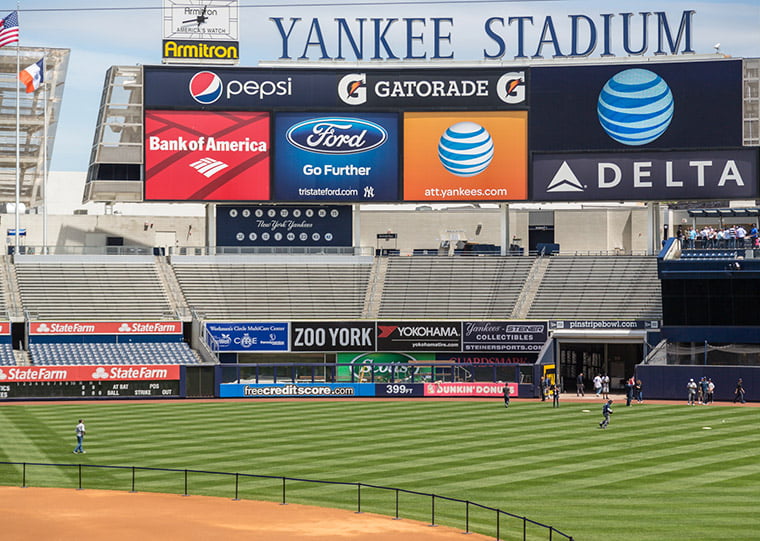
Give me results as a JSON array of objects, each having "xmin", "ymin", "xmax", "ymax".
[
  {"xmin": 424, "ymin": 381, "xmax": 518, "ymax": 397},
  {"xmin": 0, "ymin": 365, "xmax": 180, "ymax": 382},
  {"xmin": 29, "ymin": 321, "xmax": 182, "ymax": 335},
  {"xmin": 0, "ymin": 322, "xmax": 9, "ymax": 335},
  {"xmin": 403, "ymin": 111, "xmax": 527, "ymax": 201},
  {"xmin": 144, "ymin": 110, "xmax": 271, "ymax": 201}
]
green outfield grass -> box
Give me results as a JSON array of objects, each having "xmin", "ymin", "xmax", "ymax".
[{"xmin": 0, "ymin": 399, "xmax": 758, "ymax": 540}]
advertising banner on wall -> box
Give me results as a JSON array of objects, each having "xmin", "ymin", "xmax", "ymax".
[
  {"xmin": 403, "ymin": 111, "xmax": 527, "ymax": 201},
  {"xmin": 531, "ymin": 149, "xmax": 759, "ymax": 201},
  {"xmin": 462, "ymin": 321, "xmax": 547, "ymax": 352},
  {"xmin": 29, "ymin": 321, "xmax": 183, "ymax": 335},
  {"xmin": 204, "ymin": 322, "xmax": 288, "ymax": 352},
  {"xmin": 291, "ymin": 322, "xmax": 376, "ymax": 352},
  {"xmin": 273, "ymin": 112, "xmax": 400, "ymax": 202},
  {"xmin": 376, "ymin": 322, "xmax": 461, "ymax": 351},
  {"xmin": 216, "ymin": 205, "xmax": 352, "ymax": 247},
  {"xmin": 530, "ymin": 60, "xmax": 743, "ymax": 152},
  {"xmin": 423, "ymin": 381, "xmax": 517, "ymax": 397},
  {"xmin": 144, "ymin": 110, "xmax": 271, "ymax": 201},
  {"xmin": 549, "ymin": 320, "xmax": 660, "ymax": 331},
  {"xmin": 219, "ymin": 382, "xmax": 374, "ymax": 398},
  {"xmin": 336, "ymin": 351, "xmax": 436, "ymax": 382},
  {"xmin": 0, "ymin": 364, "xmax": 180, "ymax": 383},
  {"xmin": 436, "ymin": 353, "xmax": 538, "ymax": 364}
]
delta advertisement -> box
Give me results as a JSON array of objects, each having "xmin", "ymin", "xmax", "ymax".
[
  {"xmin": 403, "ymin": 111, "xmax": 527, "ymax": 201},
  {"xmin": 28, "ymin": 321, "xmax": 183, "ymax": 335},
  {"xmin": 0, "ymin": 365, "xmax": 180, "ymax": 383},
  {"xmin": 529, "ymin": 60, "xmax": 743, "ymax": 152},
  {"xmin": 531, "ymin": 148, "xmax": 759, "ymax": 201},
  {"xmin": 144, "ymin": 110, "xmax": 270, "ymax": 201},
  {"xmin": 215, "ymin": 204, "xmax": 352, "ymax": 247},
  {"xmin": 273, "ymin": 113, "xmax": 400, "ymax": 202},
  {"xmin": 462, "ymin": 321, "xmax": 548, "ymax": 352},
  {"xmin": 204, "ymin": 322, "xmax": 288, "ymax": 352}
]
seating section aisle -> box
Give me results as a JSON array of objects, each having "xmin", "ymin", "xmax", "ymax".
[
  {"xmin": 15, "ymin": 258, "xmax": 174, "ymax": 320},
  {"xmin": 378, "ymin": 256, "xmax": 535, "ymax": 319},
  {"xmin": 526, "ymin": 256, "xmax": 662, "ymax": 320},
  {"xmin": 172, "ymin": 257, "xmax": 372, "ymax": 320},
  {"xmin": 29, "ymin": 342, "xmax": 200, "ymax": 365}
]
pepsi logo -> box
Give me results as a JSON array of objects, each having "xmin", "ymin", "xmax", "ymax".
[
  {"xmin": 189, "ymin": 71, "xmax": 223, "ymax": 104},
  {"xmin": 286, "ymin": 117, "xmax": 387, "ymax": 155},
  {"xmin": 438, "ymin": 122, "xmax": 494, "ymax": 177}
]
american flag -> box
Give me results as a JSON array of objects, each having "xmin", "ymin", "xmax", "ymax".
[{"xmin": 0, "ymin": 11, "xmax": 19, "ymax": 48}]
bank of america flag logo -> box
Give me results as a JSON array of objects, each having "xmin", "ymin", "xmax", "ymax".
[
  {"xmin": 546, "ymin": 161, "xmax": 584, "ymax": 192},
  {"xmin": 189, "ymin": 157, "xmax": 229, "ymax": 178}
]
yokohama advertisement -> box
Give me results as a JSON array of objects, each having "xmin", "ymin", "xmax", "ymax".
[
  {"xmin": 0, "ymin": 365, "xmax": 180, "ymax": 382},
  {"xmin": 29, "ymin": 321, "xmax": 183, "ymax": 335},
  {"xmin": 424, "ymin": 381, "xmax": 518, "ymax": 397},
  {"xmin": 144, "ymin": 110, "xmax": 271, "ymax": 201},
  {"xmin": 376, "ymin": 321, "xmax": 461, "ymax": 352}
]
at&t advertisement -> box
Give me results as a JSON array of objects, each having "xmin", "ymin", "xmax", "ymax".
[{"xmin": 273, "ymin": 112, "xmax": 400, "ymax": 202}]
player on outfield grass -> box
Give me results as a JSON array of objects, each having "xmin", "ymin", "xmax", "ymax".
[
  {"xmin": 73, "ymin": 419, "xmax": 86, "ymax": 454},
  {"xmin": 599, "ymin": 400, "xmax": 613, "ymax": 429}
]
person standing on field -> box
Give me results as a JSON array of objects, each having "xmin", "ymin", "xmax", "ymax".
[
  {"xmin": 687, "ymin": 378, "xmax": 698, "ymax": 405},
  {"xmin": 73, "ymin": 419, "xmax": 86, "ymax": 454},
  {"xmin": 576, "ymin": 372, "xmax": 585, "ymax": 397},
  {"xmin": 599, "ymin": 400, "xmax": 613, "ymax": 428},
  {"xmin": 593, "ymin": 374, "xmax": 603, "ymax": 397},
  {"xmin": 502, "ymin": 383, "xmax": 511, "ymax": 408}
]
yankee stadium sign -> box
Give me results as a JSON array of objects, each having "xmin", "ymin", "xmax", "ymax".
[{"xmin": 270, "ymin": 11, "xmax": 695, "ymax": 61}]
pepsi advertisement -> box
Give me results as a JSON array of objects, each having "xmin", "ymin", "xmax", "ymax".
[
  {"xmin": 205, "ymin": 322, "xmax": 289, "ymax": 352},
  {"xmin": 216, "ymin": 205, "xmax": 353, "ymax": 247},
  {"xmin": 273, "ymin": 113, "xmax": 400, "ymax": 202},
  {"xmin": 529, "ymin": 59, "xmax": 742, "ymax": 152}
]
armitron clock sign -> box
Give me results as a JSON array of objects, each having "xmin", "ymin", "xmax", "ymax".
[{"xmin": 162, "ymin": 0, "xmax": 239, "ymax": 64}]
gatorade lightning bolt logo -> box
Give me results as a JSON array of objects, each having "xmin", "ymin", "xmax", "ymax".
[
  {"xmin": 496, "ymin": 71, "xmax": 526, "ymax": 104},
  {"xmin": 189, "ymin": 71, "xmax": 223, "ymax": 104},
  {"xmin": 338, "ymin": 73, "xmax": 367, "ymax": 105}
]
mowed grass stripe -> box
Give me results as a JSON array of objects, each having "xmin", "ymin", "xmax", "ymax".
[{"xmin": 0, "ymin": 400, "xmax": 758, "ymax": 541}]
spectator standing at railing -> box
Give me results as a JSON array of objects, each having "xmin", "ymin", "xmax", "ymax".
[
  {"xmin": 749, "ymin": 225, "xmax": 758, "ymax": 248},
  {"xmin": 736, "ymin": 225, "xmax": 747, "ymax": 248},
  {"xmin": 73, "ymin": 419, "xmax": 86, "ymax": 454},
  {"xmin": 687, "ymin": 227, "xmax": 697, "ymax": 249}
]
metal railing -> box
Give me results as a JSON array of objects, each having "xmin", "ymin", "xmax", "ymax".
[{"xmin": 0, "ymin": 461, "xmax": 573, "ymax": 541}]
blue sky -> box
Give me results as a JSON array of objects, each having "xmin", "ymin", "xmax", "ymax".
[{"xmin": 10, "ymin": 0, "xmax": 760, "ymax": 172}]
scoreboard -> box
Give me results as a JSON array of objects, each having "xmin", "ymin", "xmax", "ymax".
[{"xmin": 0, "ymin": 380, "xmax": 181, "ymax": 399}]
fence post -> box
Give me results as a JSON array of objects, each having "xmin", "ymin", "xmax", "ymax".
[
  {"xmin": 183, "ymin": 469, "xmax": 188, "ymax": 496},
  {"xmin": 465, "ymin": 501, "xmax": 470, "ymax": 534},
  {"xmin": 430, "ymin": 494, "xmax": 436, "ymax": 527},
  {"xmin": 130, "ymin": 467, "xmax": 136, "ymax": 493},
  {"xmin": 77, "ymin": 464, "xmax": 82, "ymax": 490},
  {"xmin": 233, "ymin": 473, "xmax": 240, "ymax": 501},
  {"xmin": 496, "ymin": 510, "xmax": 500, "ymax": 541},
  {"xmin": 394, "ymin": 489, "xmax": 400, "ymax": 520},
  {"xmin": 281, "ymin": 477, "xmax": 286, "ymax": 505},
  {"xmin": 523, "ymin": 516, "xmax": 527, "ymax": 541},
  {"xmin": 356, "ymin": 483, "xmax": 362, "ymax": 514}
]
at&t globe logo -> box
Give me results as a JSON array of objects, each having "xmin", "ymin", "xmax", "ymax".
[
  {"xmin": 597, "ymin": 69, "xmax": 674, "ymax": 146},
  {"xmin": 189, "ymin": 71, "xmax": 223, "ymax": 104},
  {"xmin": 438, "ymin": 122, "xmax": 494, "ymax": 177}
]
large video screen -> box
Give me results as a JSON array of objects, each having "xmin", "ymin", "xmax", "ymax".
[
  {"xmin": 403, "ymin": 111, "xmax": 527, "ymax": 201},
  {"xmin": 144, "ymin": 110, "xmax": 271, "ymax": 201}
]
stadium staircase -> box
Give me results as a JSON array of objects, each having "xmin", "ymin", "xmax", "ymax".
[
  {"xmin": 155, "ymin": 256, "xmax": 191, "ymax": 320},
  {"xmin": 510, "ymin": 256, "xmax": 551, "ymax": 319},
  {"xmin": 362, "ymin": 256, "xmax": 388, "ymax": 319}
]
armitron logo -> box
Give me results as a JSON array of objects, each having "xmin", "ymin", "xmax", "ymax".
[
  {"xmin": 189, "ymin": 157, "xmax": 230, "ymax": 178},
  {"xmin": 163, "ymin": 40, "xmax": 239, "ymax": 62},
  {"xmin": 286, "ymin": 117, "xmax": 387, "ymax": 155},
  {"xmin": 189, "ymin": 71, "xmax": 223, "ymax": 104},
  {"xmin": 338, "ymin": 73, "xmax": 367, "ymax": 105}
]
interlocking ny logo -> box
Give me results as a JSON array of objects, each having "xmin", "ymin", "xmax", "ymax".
[{"xmin": 189, "ymin": 157, "xmax": 229, "ymax": 178}]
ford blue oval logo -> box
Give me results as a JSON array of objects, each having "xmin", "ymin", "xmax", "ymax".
[{"xmin": 286, "ymin": 117, "xmax": 387, "ymax": 154}]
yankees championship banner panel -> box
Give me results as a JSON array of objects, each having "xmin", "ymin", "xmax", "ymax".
[
  {"xmin": 462, "ymin": 321, "xmax": 547, "ymax": 352},
  {"xmin": 143, "ymin": 66, "xmax": 528, "ymax": 110},
  {"xmin": 403, "ymin": 112, "xmax": 528, "ymax": 201},
  {"xmin": 290, "ymin": 322, "xmax": 376, "ymax": 352},
  {"xmin": 532, "ymin": 148, "xmax": 759, "ymax": 201},
  {"xmin": 376, "ymin": 321, "xmax": 462, "ymax": 351},
  {"xmin": 144, "ymin": 110, "xmax": 271, "ymax": 201},
  {"xmin": 272, "ymin": 113, "xmax": 400, "ymax": 202},
  {"xmin": 29, "ymin": 321, "xmax": 182, "ymax": 335},
  {"xmin": 204, "ymin": 322, "xmax": 288, "ymax": 352},
  {"xmin": 216, "ymin": 205, "xmax": 352, "ymax": 247},
  {"xmin": 529, "ymin": 59, "xmax": 742, "ymax": 152}
]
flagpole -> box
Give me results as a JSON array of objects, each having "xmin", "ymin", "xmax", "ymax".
[
  {"xmin": 42, "ymin": 54, "xmax": 48, "ymax": 254},
  {"xmin": 14, "ymin": 6, "xmax": 20, "ymax": 256}
]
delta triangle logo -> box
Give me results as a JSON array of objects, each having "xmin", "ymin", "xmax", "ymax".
[{"xmin": 546, "ymin": 161, "xmax": 585, "ymax": 192}]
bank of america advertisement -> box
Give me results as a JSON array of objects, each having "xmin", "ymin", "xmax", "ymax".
[
  {"xmin": 144, "ymin": 110, "xmax": 270, "ymax": 201},
  {"xmin": 403, "ymin": 111, "xmax": 527, "ymax": 201},
  {"xmin": 273, "ymin": 113, "xmax": 400, "ymax": 202},
  {"xmin": 530, "ymin": 60, "xmax": 742, "ymax": 152},
  {"xmin": 532, "ymin": 149, "xmax": 759, "ymax": 201}
]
